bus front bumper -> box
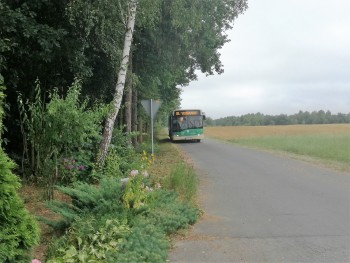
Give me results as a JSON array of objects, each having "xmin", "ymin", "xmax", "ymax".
[{"xmin": 171, "ymin": 134, "xmax": 204, "ymax": 141}]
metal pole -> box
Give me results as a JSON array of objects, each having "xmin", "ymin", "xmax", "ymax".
[{"xmin": 150, "ymin": 99, "xmax": 154, "ymax": 155}]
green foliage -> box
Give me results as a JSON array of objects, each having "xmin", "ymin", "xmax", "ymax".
[
  {"xmin": 110, "ymin": 128, "xmax": 140, "ymax": 174},
  {"xmin": 0, "ymin": 75, "xmax": 40, "ymax": 262},
  {"xmin": 44, "ymin": 164, "xmax": 199, "ymax": 261},
  {"xmin": 102, "ymin": 148, "xmax": 124, "ymax": 178},
  {"xmin": 163, "ymin": 162, "xmax": 198, "ymax": 202},
  {"xmin": 122, "ymin": 173, "xmax": 154, "ymax": 209},
  {"xmin": 144, "ymin": 190, "xmax": 200, "ymax": 234},
  {"xmin": 46, "ymin": 218, "xmax": 130, "ymax": 263},
  {"xmin": 212, "ymin": 110, "xmax": 350, "ymax": 126},
  {"xmin": 18, "ymin": 79, "xmax": 107, "ymax": 198},
  {"xmin": 0, "ymin": 75, "xmax": 6, "ymax": 140},
  {"xmin": 44, "ymin": 177, "xmax": 125, "ymax": 231},
  {"xmin": 115, "ymin": 217, "xmax": 169, "ymax": 263},
  {"xmin": 0, "ymin": 150, "xmax": 40, "ymax": 262}
]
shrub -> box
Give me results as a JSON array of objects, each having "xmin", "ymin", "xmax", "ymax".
[
  {"xmin": 0, "ymin": 148, "xmax": 40, "ymax": 262},
  {"xmin": 144, "ymin": 190, "xmax": 200, "ymax": 234},
  {"xmin": 43, "ymin": 177, "xmax": 125, "ymax": 231},
  {"xmin": 115, "ymin": 217, "xmax": 169, "ymax": 263},
  {"xmin": 46, "ymin": 217, "xmax": 129, "ymax": 262},
  {"xmin": 18, "ymin": 79, "xmax": 107, "ymax": 198},
  {"xmin": 0, "ymin": 75, "xmax": 40, "ymax": 262}
]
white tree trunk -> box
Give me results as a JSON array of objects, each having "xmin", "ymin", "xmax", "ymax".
[{"xmin": 97, "ymin": 0, "xmax": 138, "ymax": 166}]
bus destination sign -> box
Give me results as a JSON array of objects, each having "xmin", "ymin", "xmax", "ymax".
[{"xmin": 174, "ymin": 110, "xmax": 200, "ymax": 116}]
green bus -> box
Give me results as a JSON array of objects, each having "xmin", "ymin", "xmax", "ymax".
[{"xmin": 168, "ymin": 109, "xmax": 206, "ymax": 142}]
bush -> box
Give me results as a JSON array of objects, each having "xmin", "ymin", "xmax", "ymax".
[
  {"xmin": 43, "ymin": 142, "xmax": 200, "ymax": 262},
  {"xmin": 144, "ymin": 190, "xmax": 200, "ymax": 234},
  {"xmin": 43, "ymin": 177, "xmax": 125, "ymax": 231},
  {"xmin": 18, "ymin": 79, "xmax": 107, "ymax": 198},
  {"xmin": 46, "ymin": 217, "xmax": 130, "ymax": 262},
  {"xmin": 115, "ymin": 217, "xmax": 169, "ymax": 263},
  {"xmin": 0, "ymin": 75, "xmax": 40, "ymax": 262},
  {"xmin": 0, "ymin": 149, "xmax": 40, "ymax": 262}
]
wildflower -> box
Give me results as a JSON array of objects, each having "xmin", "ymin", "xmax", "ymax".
[
  {"xmin": 142, "ymin": 170, "xmax": 149, "ymax": 177},
  {"xmin": 78, "ymin": 165, "xmax": 86, "ymax": 171},
  {"xmin": 155, "ymin": 182, "xmax": 161, "ymax": 189},
  {"xmin": 145, "ymin": 186, "xmax": 154, "ymax": 192},
  {"xmin": 31, "ymin": 259, "xmax": 41, "ymax": 263},
  {"xmin": 130, "ymin": 170, "xmax": 139, "ymax": 177}
]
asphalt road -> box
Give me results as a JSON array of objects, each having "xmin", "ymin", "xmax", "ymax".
[{"xmin": 168, "ymin": 138, "xmax": 350, "ymax": 263}]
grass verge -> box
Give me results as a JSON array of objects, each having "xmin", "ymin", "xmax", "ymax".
[
  {"xmin": 233, "ymin": 134, "xmax": 350, "ymax": 163},
  {"xmin": 233, "ymin": 134, "xmax": 350, "ymax": 172},
  {"xmin": 205, "ymin": 125, "xmax": 350, "ymax": 172}
]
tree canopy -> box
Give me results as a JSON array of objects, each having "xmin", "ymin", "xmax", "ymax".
[{"xmin": 0, "ymin": 0, "xmax": 248, "ymax": 153}]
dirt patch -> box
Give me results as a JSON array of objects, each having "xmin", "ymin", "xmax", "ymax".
[{"xmin": 20, "ymin": 184, "xmax": 71, "ymax": 260}]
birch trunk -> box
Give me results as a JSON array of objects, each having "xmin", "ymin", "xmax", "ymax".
[
  {"xmin": 124, "ymin": 52, "xmax": 132, "ymax": 136},
  {"xmin": 97, "ymin": 0, "xmax": 138, "ymax": 166}
]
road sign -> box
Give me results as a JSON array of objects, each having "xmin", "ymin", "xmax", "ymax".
[
  {"xmin": 141, "ymin": 99, "xmax": 162, "ymax": 156},
  {"xmin": 141, "ymin": 99, "xmax": 162, "ymax": 119}
]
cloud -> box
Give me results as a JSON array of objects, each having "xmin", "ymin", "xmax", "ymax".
[{"xmin": 181, "ymin": 0, "xmax": 350, "ymax": 118}]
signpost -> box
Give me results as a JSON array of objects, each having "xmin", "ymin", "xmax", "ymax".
[{"xmin": 141, "ymin": 99, "xmax": 162, "ymax": 155}]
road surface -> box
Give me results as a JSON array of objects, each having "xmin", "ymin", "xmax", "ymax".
[{"xmin": 168, "ymin": 138, "xmax": 350, "ymax": 263}]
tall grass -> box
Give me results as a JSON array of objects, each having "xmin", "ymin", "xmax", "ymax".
[
  {"xmin": 234, "ymin": 134, "xmax": 350, "ymax": 163},
  {"xmin": 163, "ymin": 162, "xmax": 198, "ymax": 203}
]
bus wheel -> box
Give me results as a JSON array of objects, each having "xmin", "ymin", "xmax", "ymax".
[{"xmin": 196, "ymin": 139, "xmax": 201, "ymax": 143}]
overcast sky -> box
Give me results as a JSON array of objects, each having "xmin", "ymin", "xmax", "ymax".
[{"xmin": 180, "ymin": 0, "xmax": 350, "ymax": 119}]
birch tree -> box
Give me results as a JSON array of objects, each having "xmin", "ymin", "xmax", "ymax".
[{"xmin": 97, "ymin": 0, "xmax": 138, "ymax": 166}]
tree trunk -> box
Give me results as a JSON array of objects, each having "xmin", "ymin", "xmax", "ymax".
[
  {"xmin": 132, "ymin": 89, "xmax": 138, "ymax": 145},
  {"xmin": 123, "ymin": 85, "xmax": 132, "ymax": 134},
  {"xmin": 124, "ymin": 52, "xmax": 133, "ymax": 137},
  {"xmin": 97, "ymin": 0, "xmax": 138, "ymax": 166},
  {"xmin": 138, "ymin": 116, "xmax": 143, "ymax": 144}
]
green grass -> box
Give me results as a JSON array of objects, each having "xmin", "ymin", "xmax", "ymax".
[
  {"xmin": 233, "ymin": 134, "xmax": 350, "ymax": 164},
  {"xmin": 162, "ymin": 162, "xmax": 198, "ymax": 203}
]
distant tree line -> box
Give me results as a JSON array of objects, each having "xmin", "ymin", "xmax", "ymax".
[{"xmin": 206, "ymin": 110, "xmax": 350, "ymax": 126}]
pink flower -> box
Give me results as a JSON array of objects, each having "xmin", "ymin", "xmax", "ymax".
[
  {"xmin": 130, "ymin": 170, "xmax": 139, "ymax": 177},
  {"xmin": 31, "ymin": 259, "xmax": 41, "ymax": 263}
]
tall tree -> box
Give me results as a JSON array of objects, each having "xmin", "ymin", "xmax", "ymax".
[{"xmin": 97, "ymin": 0, "xmax": 138, "ymax": 166}]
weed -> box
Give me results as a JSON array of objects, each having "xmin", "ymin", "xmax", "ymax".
[{"xmin": 163, "ymin": 162, "xmax": 198, "ymax": 203}]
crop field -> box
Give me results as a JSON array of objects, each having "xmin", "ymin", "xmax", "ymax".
[{"xmin": 205, "ymin": 124, "xmax": 350, "ymax": 169}]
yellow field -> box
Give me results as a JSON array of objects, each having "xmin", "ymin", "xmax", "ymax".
[{"xmin": 205, "ymin": 124, "xmax": 350, "ymax": 140}]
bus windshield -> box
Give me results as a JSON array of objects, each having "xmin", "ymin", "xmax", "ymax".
[{"xmin": 172, "ymin": 115, "xmax": 203, "ymax": 131}]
